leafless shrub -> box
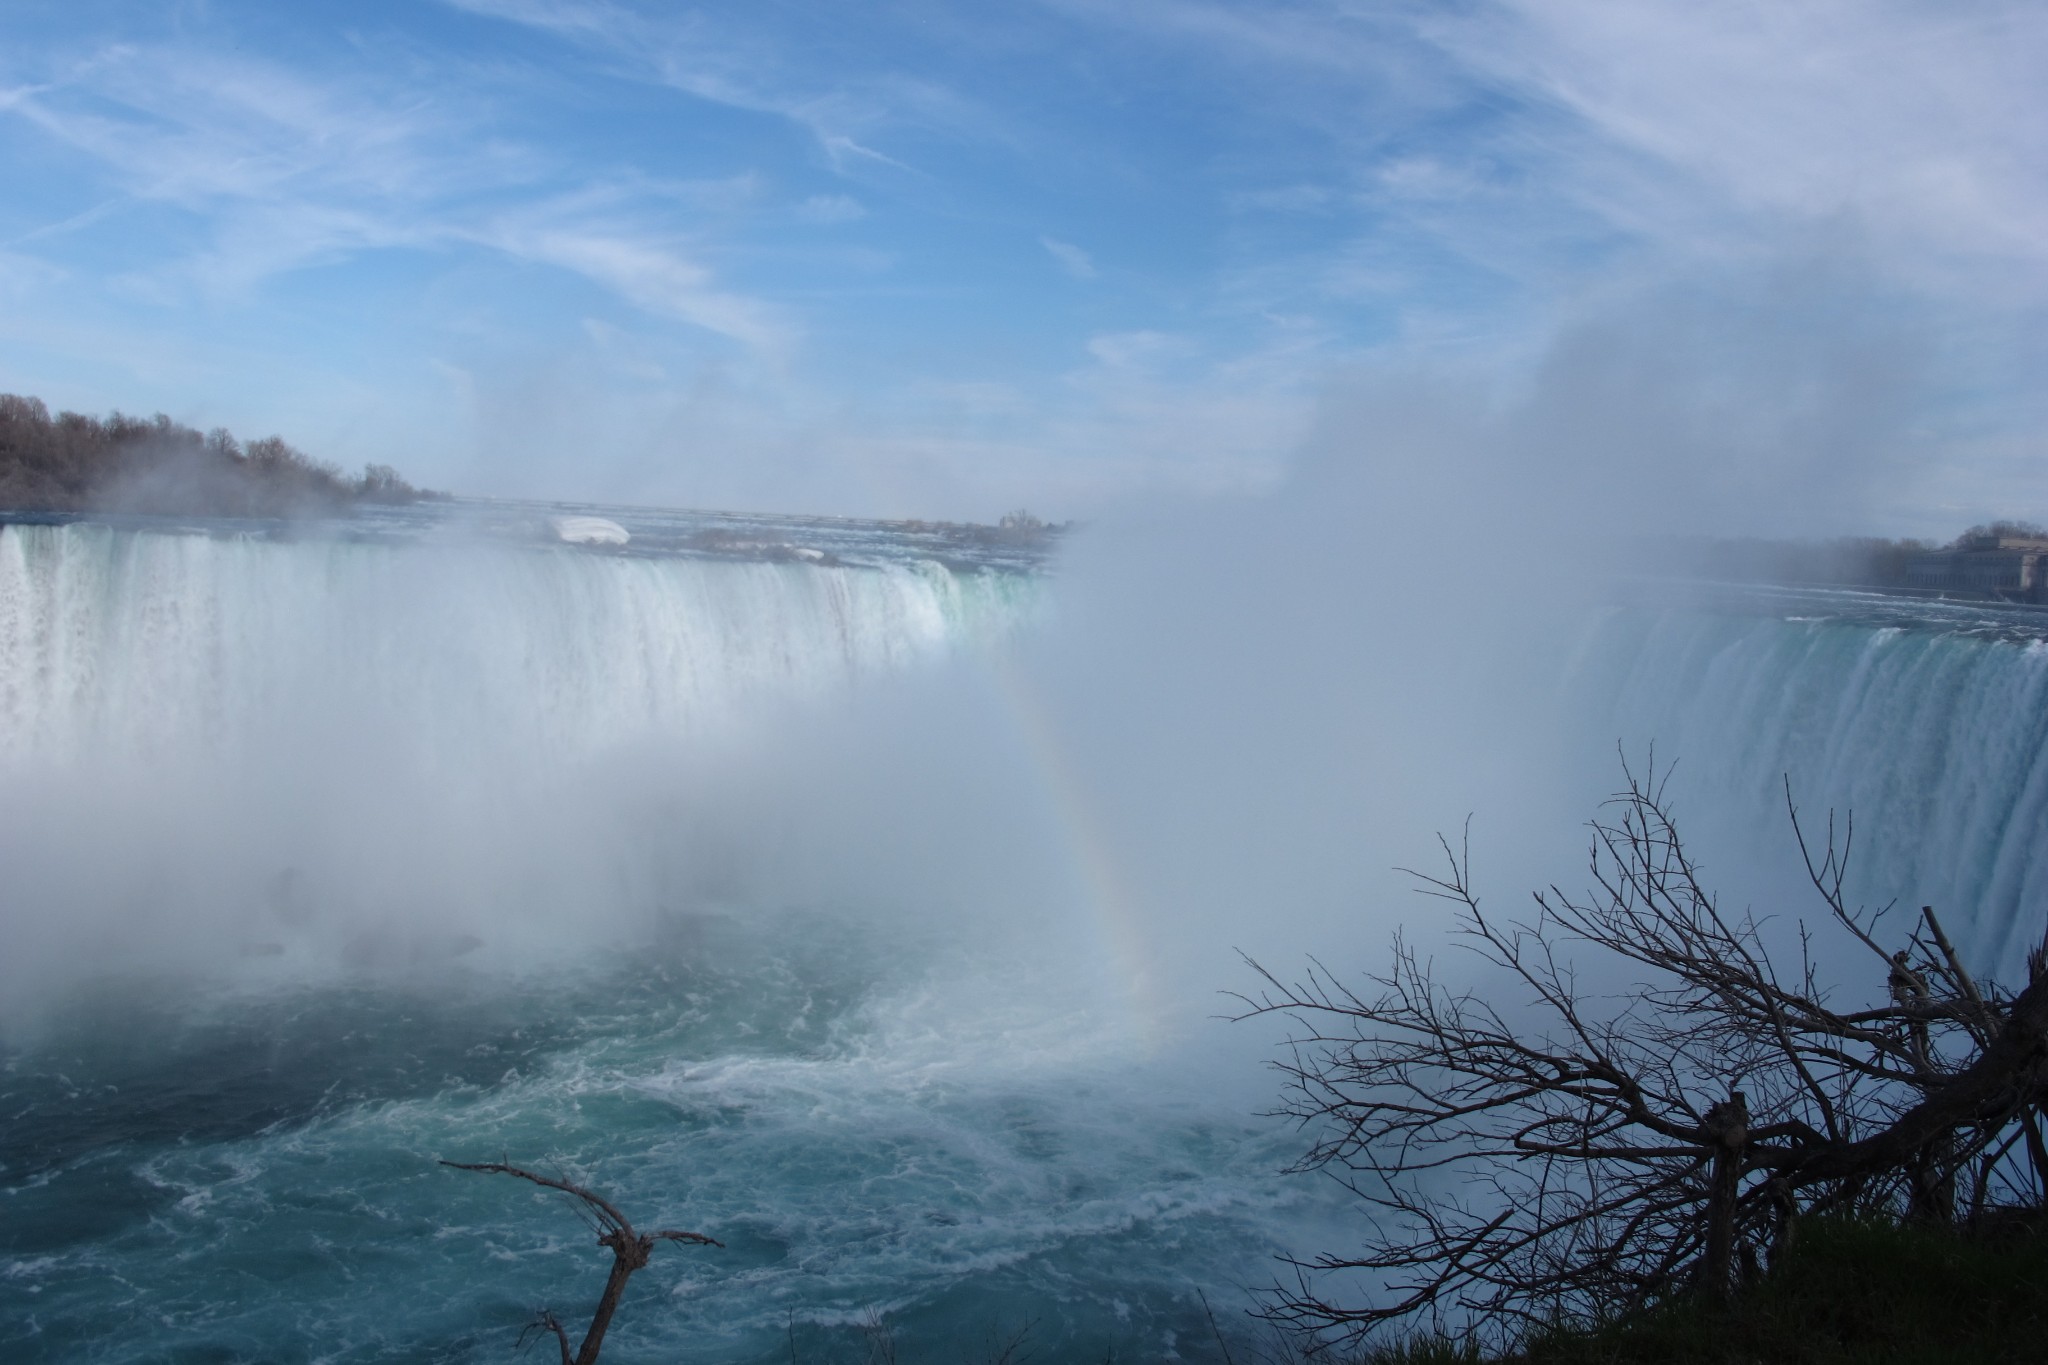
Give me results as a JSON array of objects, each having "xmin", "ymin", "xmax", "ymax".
[
  {"xmin": 442, "ymin": 1159, "xmax": 720, "ymax": 1365},
  {"xmin": 1235, "ymin": 758, "xmax": 2048, "ymax": 1350}
]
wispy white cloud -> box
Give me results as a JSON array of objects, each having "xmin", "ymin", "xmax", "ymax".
[
  {"xmin": 1373, "ymin": 156, "xmax": 1483, "ymax": 203},
  {"xmin": 1049, "ymin": 0, "xmax": 2048, "ymax": 311},
  {"xmin": 818, "ymin": 134, "xmax": 915, "ymax": 175},
  {"xmin": 1041, "ymin": 236, "xmax": 1097, "ymax": 280},
  {"xmin": 443, "ymin": 0, "xmax": 972, "ymax": 176},
  {"xmin": 5, "ymin": 45, "xmax": 461, "ymax": 208},
  {"xmin": 1050, "ymin": 335, "xmax": 1310, "ymax": 498},
  {"xmin": 1084, "ymin": 331, "xmax": 1187, "ymax": 369},
  {"xmin": 0, "ymin": 39, "xmax": 792, "ymax": 352},
  {"xmin": 483, "ymin": 222, "xmax": 795, "ymax": 355},
  {"xmin": 1441, "ymin": 0, "xmax": 2048, "ymax": 292},
  {"xmin": 1042, "ymin": 0, "xmax": 1441, "ymax": 93},
  {"xmin": 796, "ymin": 193, "xmax": 866, "ymax": 223},
  {"xmin": 0, "ymin": 248, "xmax": 66, "ymax": 299},
  {"xmin": 1037, "ymin": 0, "xmax": 1469, "ymax": 143}
]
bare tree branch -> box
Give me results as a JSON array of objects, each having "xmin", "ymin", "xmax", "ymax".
[
  {"xmin": 1238, "ymin": 759, "xmax": 2046, "ymax": 1351},
  {"xmin": 443, "ymin": 1160, "xmax": 722, "ymax": 1365},
  {"xmin": 517, "ymin": 1310, "xmax": 573, "ymax": 1365}
]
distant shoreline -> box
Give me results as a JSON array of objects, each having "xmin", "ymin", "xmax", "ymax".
[
  {"xmin": 0, "ymin": 494, "xmax": 1068, "ymax": 578},
  {"xmin": 0, "ymin": 392, "xmax": 441, "ymax": 521}
]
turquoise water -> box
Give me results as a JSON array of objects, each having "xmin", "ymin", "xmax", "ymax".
[{"xmin": 4, "ymin": 914, "xmax": 1325, "ymax": 1363}]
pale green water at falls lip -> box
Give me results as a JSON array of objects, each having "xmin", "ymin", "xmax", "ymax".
[
  {"xmin": 1619, "ymin": 577, "xmax": 2048, "ymax": 645},
  {"xmin": 1, "ymin": 912, "xmax": 1330, "ymax": 1364},
  {"xmin": 0, "ymin": 495, "xmax": 1061, "ymax": 577}
]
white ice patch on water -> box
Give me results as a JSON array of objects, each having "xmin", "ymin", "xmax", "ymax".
[{"xmin": 549, "ymin": 515, "xmax": 629, "ymax": 545}]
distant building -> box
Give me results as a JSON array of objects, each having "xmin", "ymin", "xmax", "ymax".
[{"xmin": 1904, "ymin": 535, "xmax": 2048, "ymax": 601}]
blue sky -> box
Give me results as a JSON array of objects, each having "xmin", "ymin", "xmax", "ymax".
[{"xmin": 2, "ymin": 1, "xmax": 2043, "ymax": 525}]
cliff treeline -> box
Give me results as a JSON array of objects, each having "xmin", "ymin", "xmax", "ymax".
[
  {"xmin": 0, "ymin": 393, "xmax": 435, "ymax": 519},
  {"xmin": 1668, "ymin": 521, "xmax": 2048, "ymax": 589},
  {"xmin": 1669, "ymin": 534, "xmax": 1936, "ymax": 586}
]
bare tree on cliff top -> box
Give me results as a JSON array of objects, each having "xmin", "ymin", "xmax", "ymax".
[
  {"xmin": 1235, "ymin": 759, "xmax": 2048, "ymax": 1349},
  {"xmin": 442, "ymin": 1160, "xmax": 720, "ymax": 1365}
]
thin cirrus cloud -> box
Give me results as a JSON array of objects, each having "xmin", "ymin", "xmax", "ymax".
[
  {"xmin": 1040, "ymin": 237, "xmax": 1097, "ymax": 280},
  {"xmin": 796, "ymin": 194, "xmax": 867, "ymax": 224},
  {"xmin": 481, "ymin": 223, "xmax": 795, "ymax": 356},
  {"xmin": 0, "ymin": 34, "xmax": 788, "ymax": 349},
  {"xmin": 1055, "ymin": 0, "xmax": 2048, "ymax": 298},
  {"xmin": 4, "ymin": 52, "xmax": 440, "ymax": 208},
  {"xmin": 1432, "ymin": 0, "xmax": 2048, "ymax": 288},
  {"xmin": 440, "ymin": 0, "xmax": 957, "ymax": 174}
]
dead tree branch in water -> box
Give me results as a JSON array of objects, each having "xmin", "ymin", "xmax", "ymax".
[
  {"xmin": 1235, "ymin": 757, "xmax": 2048, "ymax": 1350},
  {"xmin": 442, "ymin": 1159, "xmax": 721, "ymax": 1365}
]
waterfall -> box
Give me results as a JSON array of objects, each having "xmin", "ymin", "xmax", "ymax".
[
  {"xmin": 0, "ymin": 522, "xmax": 1026, "ymax": 767},
  {"xmin": 0, "ymin": 522, "xmax": 1036, "ymax": 1003},
  {"xmin": 8, "ymin": 524, "xmax": 2044, "ymax": 978},
  {"xmin": 1580, "ymin": 600, "xmax": 2048, "ymax": 970}
]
